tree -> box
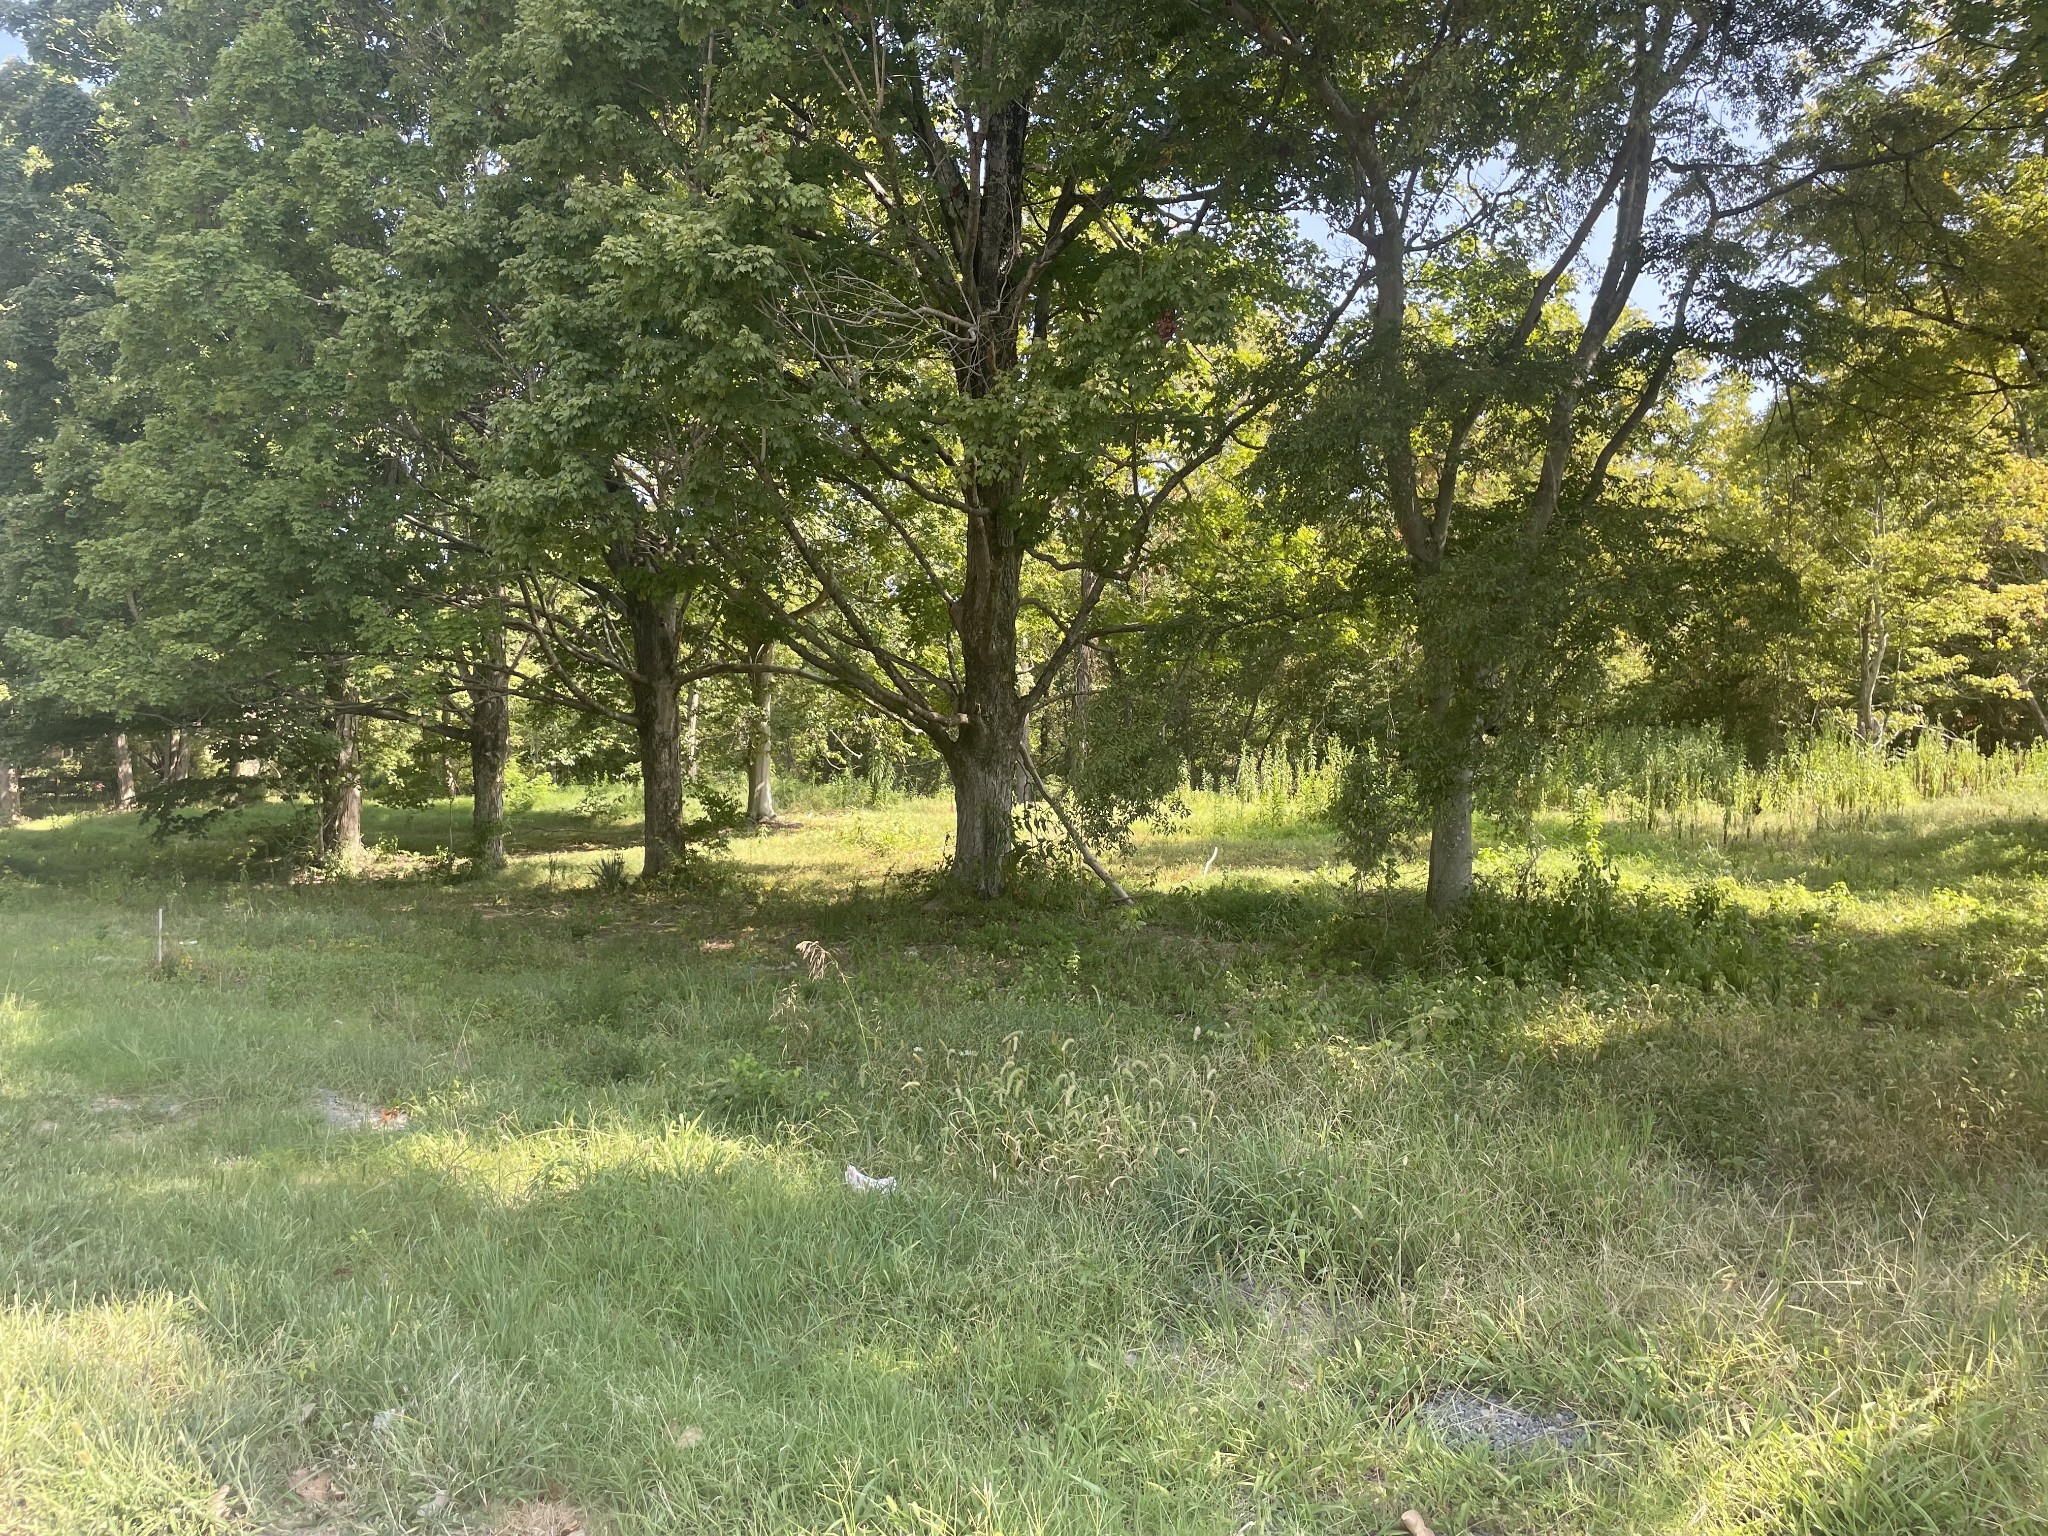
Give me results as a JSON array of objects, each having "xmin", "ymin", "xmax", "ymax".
[
  {"xmin": 0, "ymin": 1, "xmax": 118, "ymax": 809},
  {"xmin": 1239, "ymin": 0, "xmax": 1850, "ymax": 912},
  {"xmin": 1754, "ymin": 360, "xmax": 2003, "ymax": 741},
  {"xmin": 670, "ymin": 1, "xmax": 1324, "ymax": 897},
  {"xmin": 1756, "ymin": 2, "xmax": 2048, "ymax": 741},
  {"xmin": 433, "ymin": 2, "xmax": 780, "ymax": 880},
  {"xmin": 1778, "ymin": 1, "xmax": 2047, "ymax": 451},
  {"xmin": 0, "ymin": 0, "xmax": 460, "ymax": 863}
]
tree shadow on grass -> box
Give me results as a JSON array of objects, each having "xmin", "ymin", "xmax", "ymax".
[
  {"xmin": 0, "ymin": 798, "xmax": 647, "ymax": 891},
  {"xmin": 6, "ymin": 1031, "xmax": 2035, "ymax": 1536},
  {"xmin": 1317, "ymin": 878, "xmax": 2048, "ymax": 1194},
  {"xmin": 6, "ymin": 812, "xmax": 2044, "ymax": 1529}
]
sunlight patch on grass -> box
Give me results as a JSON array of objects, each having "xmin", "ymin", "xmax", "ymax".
[
  {"xmin": 0, "ymin": 1296, "xmax": 252, "ymax": 1535},
  {"xmin": 390, "ymin": 1113, "xmax": 821, "ymax": 1208}
]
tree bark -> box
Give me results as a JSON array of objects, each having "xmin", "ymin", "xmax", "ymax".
[
  {"xmin": 0, "ymin": 760, "xmax": 18, "ymax": 826},
  {"xmin": 948, "ymin": 727, "xmax": 1020, "ymax": 900},
  {"xmin": 113, "ymin": 733, "xmax": 136, "ymax": 809},
  {"xmin": 324, "ymin": 709, "xmax": 363, "ymax": 869},
  {"xmin": 941, "ymin": 471, "xmax": 1029, "ymax": 896},
  {"xmin": 746, "ymin": 642, "xmax": 777, "ymax": 824},
  {"xmin": 1424, "ymin": 766, "xmax": 1476, "ymax": 917},
  {"xmin": 620, "ymin": 580, "xmax": 687, "ymax": 879},
  {"xmin": 164, "ymin": 730, "xmax": 194, "ymax": 782},
  {"xmin": 468, "ymin": 633, "xmax": 511, "ymax": 871}
]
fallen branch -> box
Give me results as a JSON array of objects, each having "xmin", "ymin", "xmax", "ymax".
[{"xmin": 1018, "ymin": 739, "xmax": 1133, "ymax": 905}]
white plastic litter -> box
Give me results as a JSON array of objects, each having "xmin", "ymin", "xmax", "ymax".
[
  {"xmin": 845, "ymin": 1164, "xmax": 897, "ymax": 1194},
  {"xmin": 370, "ymin": 1407, "xmax": 401, "ymax": 1433}
]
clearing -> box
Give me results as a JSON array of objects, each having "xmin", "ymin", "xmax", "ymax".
[{"xmin": 1, "ymin": 789, "xmax": 2044, "ymax": 1533}]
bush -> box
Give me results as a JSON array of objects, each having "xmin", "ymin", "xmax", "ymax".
[{"xmin": 1336, "ymin": 797, "xmax": 1808, "ymax": 992}]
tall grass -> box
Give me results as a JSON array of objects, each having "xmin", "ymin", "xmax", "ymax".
[
  {"xmin": 1539, "ymin": 722, "xmax": 2048, "ymax": 836},
  {"xmin": 1171, "ymin": 721, "xmax": 2048, "ymax": 850},
  {"xmin": 1180, "ymin": 739, "xmax": 1351, "ymax": 833}
]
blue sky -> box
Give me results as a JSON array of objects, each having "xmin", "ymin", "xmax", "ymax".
[{"xmin": 3, "ymin": 32, "xmax": 23, "ymax": 61}]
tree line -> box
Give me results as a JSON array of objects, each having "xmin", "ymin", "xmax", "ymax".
[{"xmin": 1, "ymin": 0, "xmax": 2043, "ymax": 907}]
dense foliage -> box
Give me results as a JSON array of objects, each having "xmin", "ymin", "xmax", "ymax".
[{"xmin": 2, "ymin": 0, "xmax": 2044, "ymax": 904}]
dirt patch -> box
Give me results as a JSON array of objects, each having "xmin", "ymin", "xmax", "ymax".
[
  {"xmin": 490, "ymin": 1500, "xmax": 591, "ymax": 1536},
  {"xmin": 1416, "ymin": 1387, "xmax": 1588, "ymax": 1456},
  {"xmin": 312, "ymin": 1090, "xmax": 409, "ymax": 1131}
]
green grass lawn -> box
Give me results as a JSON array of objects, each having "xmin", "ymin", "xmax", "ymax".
[{"xmin": 2, "ymin": 790, "xmax": 2046, "ymax": 1534}]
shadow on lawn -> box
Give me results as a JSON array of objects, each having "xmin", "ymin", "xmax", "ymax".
[
  {"xmin": 0, "ymin": 799, "xmax": 645, "ymax": 887},
  {"xmin": 4, "ymin": 1108, "xmax": 1241, "ymax": 1532},
  {"xmin": 6, "ymin": 1033, "xmax": 2030, "ymax": 1535}
]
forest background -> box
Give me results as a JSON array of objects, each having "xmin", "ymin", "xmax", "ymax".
[{"xmin": 1, "ymin": 0, "xmax": 2042, "ymax": 905}]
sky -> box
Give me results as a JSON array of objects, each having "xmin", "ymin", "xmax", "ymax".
[{"xmin": 2, "ymin": 32, "xmax": 22, "ymax": 61}]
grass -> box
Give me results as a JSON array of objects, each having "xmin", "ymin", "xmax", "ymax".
[{"xmin": 2, "ymin": 783, "xmax": 2046, "ymax": 1534}]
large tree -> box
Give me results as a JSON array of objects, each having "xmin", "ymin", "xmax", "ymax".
[
  {"xmin": 1240, "ymin": 0, "xmax": 1852, "ymax": 912},
  {"xmin": 1778, "ymin": 1, "xmax": 2048, "ymax": 448},
  {"xmin": 468, "ymin": 0, "xmax": 1329, "ymax": 896},
  {"xmin": 703, "ymin": 2, "xmax": 1325, "ymax": 896},
  {"xmin": 424, "ymin": 0, "xmax": 783, "ymax": 880},
  {"xmin": 8, "ymin": 0, "xmax": 540, "ymax": 864}
]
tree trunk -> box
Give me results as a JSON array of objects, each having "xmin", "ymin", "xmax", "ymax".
[
  {"xmin": 684, "ymin": 683, "xmax": 701, "ymax": 782},
  {"xmin": 943, "ymin": 677, "xmax": 1026, "ymax": 898},
  {"xmin": 165, "ymin": 729, "xmax": 194, "ymax": 782},
  {"xmin": 468, "ymin": 636, "xmax": 511, "ymax": 871},
  {"xmin": 1424, "ymin": 766, "xmax": 1476, "ymax": 917},
  {"xmin": 1856, "ymin": 595, "xmax": 1888, "ymax": 746},
  {"xmin": 746, "ymin": 642, "xmax": 777, "ymax": 825},
  {"xmin": 949, "ymin": 729, "xmax": 1020, "ymax": 900},
  {"xmin": 113, "ymin": 733, "xmax": 136, "ymax": 809},
  {"xmin": 942, "ymin": 479, "xmax": 1028, "ymax": 897},
  {"xmin": 620, "ymin": 582, "xmax": 686, "ymax": 880},
  {"xmin": 323, "ymin": 709, "xmax": 363, "ymax": 869},
  {"xmin": 2024, "ymin": 689, "xmax": 2048, "ymax": 743},
  {"xmin": 0, "ymin": 761, "xmax": 18, "ymax": 826}
]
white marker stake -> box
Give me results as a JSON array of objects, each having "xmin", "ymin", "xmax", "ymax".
[{"xmin": 156, "ymin": 907, "xmax": 164, "ymax": 966}]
